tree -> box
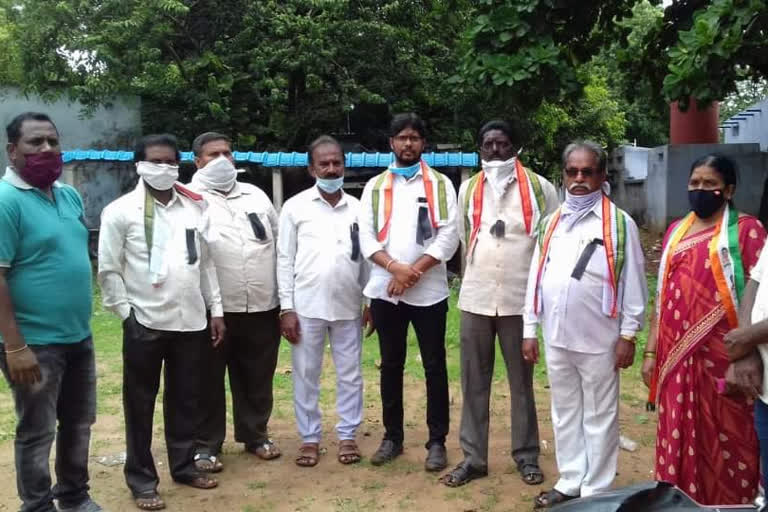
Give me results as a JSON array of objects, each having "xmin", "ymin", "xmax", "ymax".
[
  {"xmin": 5, "ymin": 0, "xmax": 476, "ymax": 149},
  {"xmin": 0, "ymin": 0, "xmax": 22, "ymax": 86}
]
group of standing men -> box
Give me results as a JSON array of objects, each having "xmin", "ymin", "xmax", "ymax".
[{"xmin": 0, "ymin": 110, "xmax": 647, "ymax": 511}]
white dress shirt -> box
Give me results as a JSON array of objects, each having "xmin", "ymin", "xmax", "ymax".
[
  {"xmin": 98, "ymin": 180, "xmax": 223, "ymax": 331},
  {"xmin": 358, "ymin": 168, "xmax": 459, "ymax": 306},
  {"xmin": 523, "ymin": 200, "xmax": 647, "ymax": 353},
  {"xmin": 457, "ymin": 172, "xmax": 559, "ymax": 316},
  {"xmin": 277, "ymin": 186, "xmax": 368, "ymax": 321},
  {"xmin": 749, "ymin": 248, "xmax": 768, "ymax": 404},
  {"xmin": 199, "ymin": 182, "xmax": 279, "ymax": 313}
]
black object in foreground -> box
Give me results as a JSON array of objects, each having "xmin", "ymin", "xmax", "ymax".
[{"xmin": 550, "ymin": 481, "xmax": 758, "ymax": 511}]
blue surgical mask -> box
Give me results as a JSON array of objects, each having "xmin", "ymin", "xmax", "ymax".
[
  {"xmin": 316, "ymin": 176, "xmax": 344, "ymax": 194},
  {"xmin": 389, "ymin": 161, "xmax": 421, "ymax": 179}
]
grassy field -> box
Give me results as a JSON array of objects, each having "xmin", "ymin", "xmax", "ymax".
[{"xmin": 0, "ymin": 276, "xmax": 659, "ymax": 511}]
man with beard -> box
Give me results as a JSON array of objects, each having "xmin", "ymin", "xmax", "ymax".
[
  {"xmin": 190, "ymin": 132, "xmax": 282, "ymax": 472},
  {"xmin": 359, "ymin": 113, "xmax": 459, "ymax": 471},
  {"xmin": 98, "ymin": 134, "xmax": 225, "ymax": 510},
  {"xmin": 440, "ymin": 120, "xmax": 558, "ymax": 487},
  {"xmin": 0, "ymin": 112, "xmax": 101, "ymax": 512},
  {"xmin": 522, "ymin": 141, "xmax": 646, "ymax": 508}
]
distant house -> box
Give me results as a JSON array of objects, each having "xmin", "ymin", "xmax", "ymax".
[{"xmin": 723, "ymin": 98, "xmax": 768, "ymax": 151}]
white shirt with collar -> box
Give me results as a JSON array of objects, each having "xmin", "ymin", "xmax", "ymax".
[
  {"xmin": 523, "ymin": 198, "xmax": 647, "ymax": 354},
  {"xmin": 277, "ymin": 186, "xmax": 369, "ymax": 321},
  {"xmin": 98, "ymin": 179, "xmax": 224, "ymax": 331},
  {"xmin": 196, "ymin": 181, "xmax": 279, "ymax": 313},
  {"xmin": 358, "ymin": 167, "xmax": 459, "ymax": 306},
  {"xmin": 458, "ymin": 171, "xmax": 559, "ymax": 316},
  {"xmin": 748, "ymin": 249, "xmax": 768, "ymax": 404}
]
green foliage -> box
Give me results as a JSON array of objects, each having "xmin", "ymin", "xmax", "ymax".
[
  {"xmin": 0, "ymin": 1, "xmax": 22, "ymax": 86},
  {"xmin": 6, "ymin": 0, "xmax": 476, "ymax": 149},
  {"xmin": 663, "ymin": 0, "xmax": 767, "ymax": 107}
]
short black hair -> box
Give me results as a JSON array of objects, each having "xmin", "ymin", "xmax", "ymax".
[
  {"xmin": 133, "ymin": 134, "xmax": 181, "ymax": 163},
  {"xmin": 192, "ymin": 132, "xmax": 231, "ymax": 156},
  {"xmin": 6, "ymin": 112, "xmax": 58, "ymax": 144},
  {"xmin": 689, "ymin": 154, "xmax": 739, "ymax": 187},
  {"xmin": 308, "ymin": 135, "xmax": 344, "ymax": 165},
  {"xmin": 477, "ymin": 120, "xmax": 514, "ymax": 146},
  {"xmin": 389, "ymin": 113, "xmax": 427, "ymax": 139},
  {"xmin": 562, "ymin": 141, "xmax": 607, "ymax": 174}
]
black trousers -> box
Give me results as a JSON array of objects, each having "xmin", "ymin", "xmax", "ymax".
[
  {"xmin": 197, "ymin": 309, "xmax": 281, "ymax": 455},
  {"xmin": 371, "ymin": 298, "xmax": 449, "ymax": 448},
  {"xmin": 122, "ymin": 312, "xmax": 206, "ymax": 497}
]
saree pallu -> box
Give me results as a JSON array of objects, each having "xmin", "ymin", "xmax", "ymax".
[{"xmin": 655, "ymin": 215, "xmax": 765, "ymax": 505}]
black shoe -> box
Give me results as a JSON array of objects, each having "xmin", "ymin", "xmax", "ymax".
[
  {"xmin": 370, "ymin": 439, "xmax": 403, "ymax": 466},
  {"xmin": 425, "ymin": 443, "xmax": 447, "ymax": 472}
]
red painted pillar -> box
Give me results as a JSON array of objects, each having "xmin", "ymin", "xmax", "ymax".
[{"xmin": 669, "ymin": 97, "xmax": 720, "ymax": 144}]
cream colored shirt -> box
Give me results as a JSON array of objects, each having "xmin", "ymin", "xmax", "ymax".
[
  {"xmin": 98, "ymin": 180, "xmax": 223, "ymax": 331},
  {"xmin": 198, "ymin": 182, "xmax": 279, "ymax": 313},
  {"xmin": 457, "ymin": 173, "xmax": 559, "ymax": 316}
]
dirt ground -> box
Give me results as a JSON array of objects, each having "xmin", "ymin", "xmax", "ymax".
[{"xmin": 0, "ymin": 377, "xmax": 657, "ymax": 512}]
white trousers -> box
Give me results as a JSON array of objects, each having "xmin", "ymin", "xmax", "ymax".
[
  {"xmin": 545, "ymin": 345, "xmax": 619, "ymax": 497},
  {"xmin": 291, "ymin": 314, "xmax": 363, "ymax": 443}
]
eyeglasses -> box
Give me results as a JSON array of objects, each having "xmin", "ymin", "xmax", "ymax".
[
  {"xmin": 393, "ymin": 135, "xmax": 423, "ymax": 144},
  {"xmin": 564, "ymin": 168, "xmax": 597, "ymax": 178}
]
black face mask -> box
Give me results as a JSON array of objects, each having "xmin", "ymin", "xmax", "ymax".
[{"xmin": 688, "ymin": 188, "xmax": 726, "ymax": 218}]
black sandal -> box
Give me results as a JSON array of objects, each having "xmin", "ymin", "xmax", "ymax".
[
  {"xmin": 134, "ymin": 491, "xmax": 165, "ymax": 510},
  {"xmin": 193, "ymin": 453, "xmax": 223, "ymax": 473},
  {"xmin": 519, "ymin": 461, "xmax": 544, "ymax": 485},
  {"xmin": 438, "ymin": 462, "xmax": 488, "ymax": 487},
  {"xmin": 534, "ymin": 489, "xmax": 578, "ymax": 509}
]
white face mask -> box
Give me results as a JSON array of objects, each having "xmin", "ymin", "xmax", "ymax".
[
  {"xmin": 136, "ymin": 161, "xmax": 179, "ymax": 191},
  {"xmin": 481, "ymin": 156, "xmax": 516, "ymax": 179},
  {"xmin": 192, "ymin": 155, "xmax": 237, "ymax": 192}
]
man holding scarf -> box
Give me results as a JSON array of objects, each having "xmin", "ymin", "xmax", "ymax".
[
  {"xmin": 189, "ymin": 132, "xmax": 282, "ymax": 471},
  {"xmin": 98, "ymin": 134, "xmax": 224, "ymax": 510},
  {"xmin": 359, "ymin": 113, "xmax": 459, "ymax": 471},
  {"xmin": 440, "ymin": 121, "xmax": 558, "ymax": 487},
  {"xmin": 0, "ymin": 112, "xmax": 101, "ymax": 512},
  {"xmin": 522, "ymin": 141, "xmax": 647, "ymax": 508},
  {"xmin": 277, "ymin": 136, "xmax": 372, "ymax": 467}
]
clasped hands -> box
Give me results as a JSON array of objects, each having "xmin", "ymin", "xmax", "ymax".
[{"xmin": 386, "ymin": 261, "xmax": 423, "ymax": 297}]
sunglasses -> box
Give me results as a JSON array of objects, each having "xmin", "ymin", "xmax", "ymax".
[{"xmin": 564, "ymin": 168, "xmax": 597, "ymax": 178}]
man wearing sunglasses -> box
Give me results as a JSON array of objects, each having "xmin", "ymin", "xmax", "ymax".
[
  {"xmin": 440, "ymin": 120, "xmax": 558, "ymax": 488},
  {"xmin": 522, "ymin": 141, "xmax": 647, "ymax": 508},
  {"xmin": 277, "ymin": 135, "xmax": 372, "ymax": 468},
  {"xmin": 189, "ymin": 132, "xmax": 283, "ymax": 472}
]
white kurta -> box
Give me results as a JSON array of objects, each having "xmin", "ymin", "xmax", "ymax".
[{"xmin": 523, "ymin": 199, "xmax": 647, "ymax": 496}]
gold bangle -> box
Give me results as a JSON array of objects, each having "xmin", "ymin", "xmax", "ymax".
[
  {"xmin": 385, "ymin": 259, "xmax": 397, "ymax": 272},
  {"xmin": 278, "ymin": 310, "xmax": 294, "ymax": 319},
  {"xmin": 620, "ymin": 335, "xmax": 636, "ymax": 344}
]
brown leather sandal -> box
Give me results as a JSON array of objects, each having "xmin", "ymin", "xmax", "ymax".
[
  {"xmin": 337, "ymin": 440, "xmax": 361, "ymax": 464},
  {"xmin": 295, "ymin": 442, "xmax": 319, "ymax": 467},
  {"xmin": 534, "ymin": 489, "xmax": 578, "ymax": 509}
]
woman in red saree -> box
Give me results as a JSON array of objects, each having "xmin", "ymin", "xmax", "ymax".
[{"xmin": 642, "ymin": 154, "xmax": 766, "ymax": 505}]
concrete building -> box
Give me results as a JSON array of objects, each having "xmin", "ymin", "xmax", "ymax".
[
  {"xmin": 0, "ymin": 87, "xmax": 141, "ymax": 170},
  {"xmin": 723, "ymin": 98, "xmax": 768, "ymax": 151}
]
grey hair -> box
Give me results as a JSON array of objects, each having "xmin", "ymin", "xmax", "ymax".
[
  {"xmin": 307, "ymin": 135, "xmax": 343, "ymax": 165},
  {"xmin": 562, "ymin": 140, "xmax": 607, "ymax": 173}
]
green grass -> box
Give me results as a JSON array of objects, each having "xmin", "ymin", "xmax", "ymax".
[{"xmin": 0, "ymin": 273, "xmax": 659, "ymax": 446}]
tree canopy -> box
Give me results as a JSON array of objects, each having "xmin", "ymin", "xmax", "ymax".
[{"xmin": 2, "ymin": 0, "xmax": 766, "ymax": 178}]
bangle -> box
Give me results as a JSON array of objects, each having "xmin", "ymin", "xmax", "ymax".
[
  {"xmin": 643, "ymin": 351, "xmax": 656, "ymax": 359},
  {"xmin": 385, "ymin": 259, "xmax": 397, "ymax": 272},
  {"xmin": 4, "ymin": 344, "xmax": 28, "ymax": 355},
  {"xmin": 278, "ymin": 309, "xmax": 294, "ymax": 319},
  {"xmin": 620, "ymin": 335, "xmax": 636, "ymax": 344}
]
